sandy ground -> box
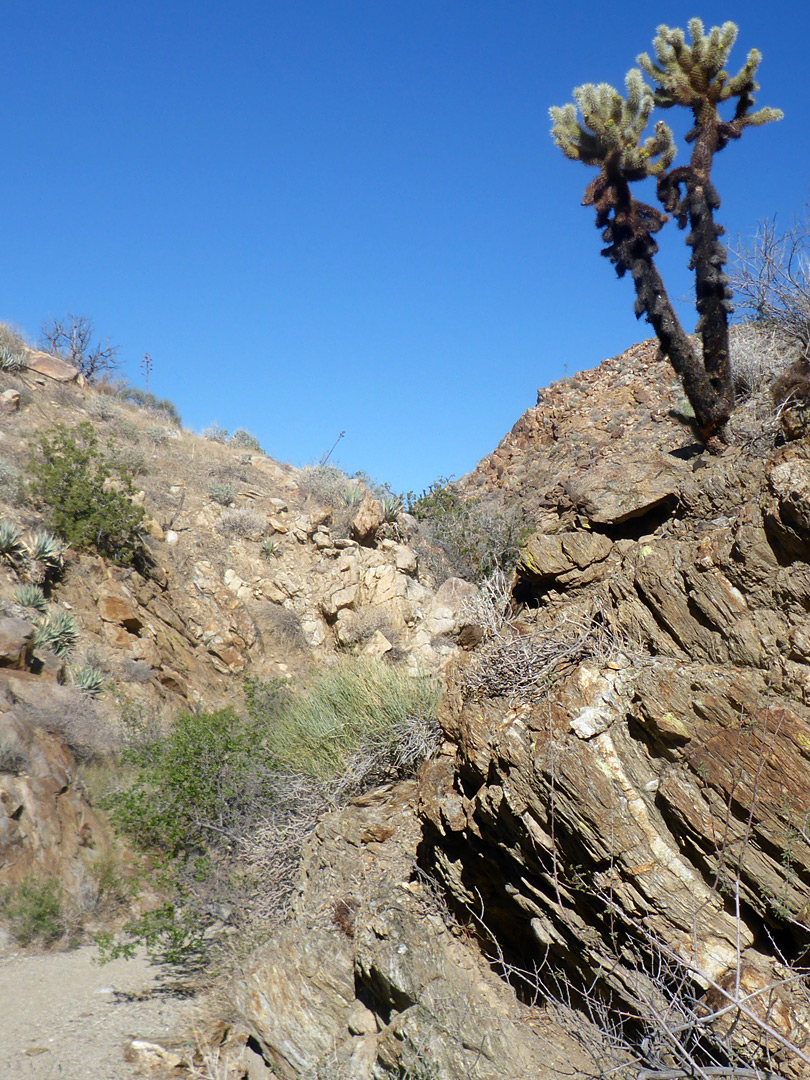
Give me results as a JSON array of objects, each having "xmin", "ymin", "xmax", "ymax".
[{"xmin": 0, "ymin": 939, "xmax": 197, "ymax": 1080}]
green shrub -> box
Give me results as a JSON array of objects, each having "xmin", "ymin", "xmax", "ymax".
[
  {"xmin": 405, "ymin": 479, "xmax": 531, "ymax": 584},
  {"xmin": 115, "ymin": 384, "xmax": 181, "ymax": 426},
  {"xmin": 0, "ymin": 877, "xmax": 66, "ymax": 947},
  {"xmin": 208, "ymin": 482, "xmax": 236, "ymax": 506},
  {"xmin": 109, "ymin": 706, "xmax": 274, "ymax": 857},
  {"xmin": 229, "ymin": 429, "xmax": 263, "ymax": 453},
  {"xmin": 28, "ymin": 422, "xmax": 145, "ymax": 565},
  {"xmin": 104, "ymin": 660, "xmax": 440, "ymax": 971}
]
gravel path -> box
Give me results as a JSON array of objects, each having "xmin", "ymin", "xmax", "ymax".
[{"xmin": 0, "ymin": 939, "xmax": 196, "ymax": 1080}]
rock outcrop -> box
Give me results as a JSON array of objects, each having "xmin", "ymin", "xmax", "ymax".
[{"xmin": 229, "ymin": 342, "xmax": 810, "ymax": 1078}]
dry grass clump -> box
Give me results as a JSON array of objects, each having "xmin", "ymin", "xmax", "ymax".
[
  {"xmin": 460, "ymin": 576, "xmax": 623, "ymax": 704},
  {"xmin": 214, "ymin": 507, "xmax": 265, "ymax": 539},
  {"xmin": 729, "ymin": 322, "xmax": 796, "ymax": 400}
]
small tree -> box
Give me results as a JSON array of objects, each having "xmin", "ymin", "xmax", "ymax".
[
  {"xmin": 39, "ymin": 314, "xmax": 119, "ymax": 381},
  {"xmin": 29, "ymin": 422, "xmax": 145, "ymax": 565},
  {"xmin": 550, "ymin": 19, "xmax": 782, "ymax": 443}
]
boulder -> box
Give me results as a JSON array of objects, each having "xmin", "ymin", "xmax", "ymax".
[
  {"xmin": 566, "ymin": 453, "xmax": 686, "ymax": 525},
  {"xmin": 0, "ymin": 618, "xmax": 35, "ymax": 670},
  {"xmin": 351, "ymin": 494, "xmax": 384, "ymax": 545}
]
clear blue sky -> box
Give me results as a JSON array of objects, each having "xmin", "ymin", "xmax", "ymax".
[{"xmin": 3, "ymin": 1, "xmax": 806, "ymax": 494}]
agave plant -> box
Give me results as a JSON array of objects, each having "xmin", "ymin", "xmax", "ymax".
[
  {"xmin": 0, "ymin": 521, "xmax": 25, "ymax": 565},
  {"xmin": 379, "ymin": 494, "xmax": 403, "ymax": 524},
  {"xmin": 343, "ymin": 485, "xmax": 365, "ymax": 509},
  {"xmin": 33, "ymin": 610, "xmax": 79, "ymax": 658},
  {"xmin": 71, "ymin": 664, "xmax": 106, "ymax": 697},
  {"xmin": 25, "ymin": 530, "xmax": 66, "ymax": 584},
  {"xmin": 260, "ymin": 538, "xmax": 280, "ymax": 559},
  {"xmin": 13, "ymin": 584, "xmax": 48, "ymax": 614},
  {"xmin": 0, "ymin": 348, "xmax": 27, "ymax": 373}
]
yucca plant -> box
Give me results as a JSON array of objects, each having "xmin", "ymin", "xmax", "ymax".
[
  {"xmin": 33, "ymin": 610, "xmax": 79, "ymax": 658},
  {"xmin": 0, "ymin": 521, "xmax": 25, "ymax": 564},
  {"xmin": 13, "ymin": 584, "xmax": 48, "ymax": 614},
  {"xmin": 71, "ymin": 664, "xmax": 106, "ymax": 697}
]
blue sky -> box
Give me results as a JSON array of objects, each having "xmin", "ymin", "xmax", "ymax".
[{"xmin": 2, "ymin": 1, "xmax": 806, "ymax": 495}]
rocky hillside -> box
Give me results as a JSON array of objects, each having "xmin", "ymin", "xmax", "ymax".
[
  {"xmin": 5, "ymin": 331, "xmax": 810, "ymax": 1079},
  {"xmin": 0, "ymin": 350, "xmax": 472, "ymax": 920},
  {"xmin": 219, "ymin": 335, "xmax": 810, "ymax": 1079}
]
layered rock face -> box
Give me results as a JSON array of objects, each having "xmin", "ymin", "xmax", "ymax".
[{"xmin": 235, "ymin": 343, "xmax": 810, "ymax": 1078}]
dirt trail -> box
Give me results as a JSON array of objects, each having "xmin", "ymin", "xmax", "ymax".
[{"xmin": 0, "ymin": 938, "xmax": 195, "ymax": 1080}]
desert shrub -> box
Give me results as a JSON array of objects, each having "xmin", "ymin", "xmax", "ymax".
[
  {"xmin": 214, "ymin": 507, "xmax": 265, "ymax": 538},
  {"xmin": 208, "ymin": 482, "xmax": 236, "ymax": 506},
  {"xmin": 28, "ymin": 422, "xmax": 145, "ymax": 565},
  {"xmin": 145, "ymin": 425, "xmax": 172, "ymax": 445},
  {"xmin": 86, "ymin": 397, "xmax": 119, "ymax": 422},
  {"xmin": 111, "ymin": 446, "xmax": 148, "ymax": 477},
  {"xmin": 406, "ymin": 479, "xmax": 531, "ymax": 584},
  {"xmin": 260, "ymin": 604, "xmax": 308, "ymax": 651},
  {"xmin": 229, "ymin": 429, "xmax": 263, "ymax": 453},
  {"xmin": 201, "ymin": 423, "xmax": 229, "ymax": 444},
  {"xmin": 731, "ymin": 213, "xmax": 810, "ymax": 361},
  {"xmin": 114, "ymin": 384, "xmax": 182, "ymax": 426},
  {"xmin": 0, "ymin": 321, "xmax": 29, "ymax": 353},
  {"xmin": 0, "ymin": 461, "xmax": 25, "ymax": 507},
  {"xmin": 110, "ymin": 416, "xmax": 140, "ymax": 442},
  {"xmin": 298, "ymin": 464, "xmax": 356, "ymax": 508},
  {"xmin": 729, "ymin": 322, "xmax": 796, "ymax": 399},
  {"xmin": 0, "ymin": 877, "xmax": 67, "ymax": 947}
]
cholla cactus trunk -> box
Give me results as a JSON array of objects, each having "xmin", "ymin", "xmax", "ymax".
[{"xmin": 590, "ymin": 162, "xmax": 729, "ymax": 439}]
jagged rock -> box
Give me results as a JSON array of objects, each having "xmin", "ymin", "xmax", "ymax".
[
  {"xmin": 351, "ymin": 493, "xmax": 384, "ymax": 545},
  {"xmin": 566, "ymin": 452, "xmax": 686, "ymax": 525},
  {"xmin": 0, "ymin": 618, "xmax": 34, "ymax": 670},
  {"xmin": 360, "ymin": 630, "xmax": 393, "ymax": 657},
  {"xmin": 518, "ymin": 532, "xmax": 613, "ymax": 589}
]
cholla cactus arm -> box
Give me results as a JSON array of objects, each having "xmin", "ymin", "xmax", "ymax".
[{"xmin": 550, "ymin": 72, "xmax": 675, "ymax": 178}]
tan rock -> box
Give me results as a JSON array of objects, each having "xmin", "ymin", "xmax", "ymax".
[
  {"xmin": 361, "ymin": 630, "xmax": 393, "ymax": 658},
  {"xmin": 0, "ymin": 389, "xmax": 20, "ymax": 414},
  {"xmin": 351, "ymin": 494, "xmax": 384, "ymax": 545},
  {"xmin": 25, "ymin": 351, "xmax": 83, "ymax": 383},
  {"xmin": 0, "ymin": 618, "xmax": 35, "ymax": 670}
]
